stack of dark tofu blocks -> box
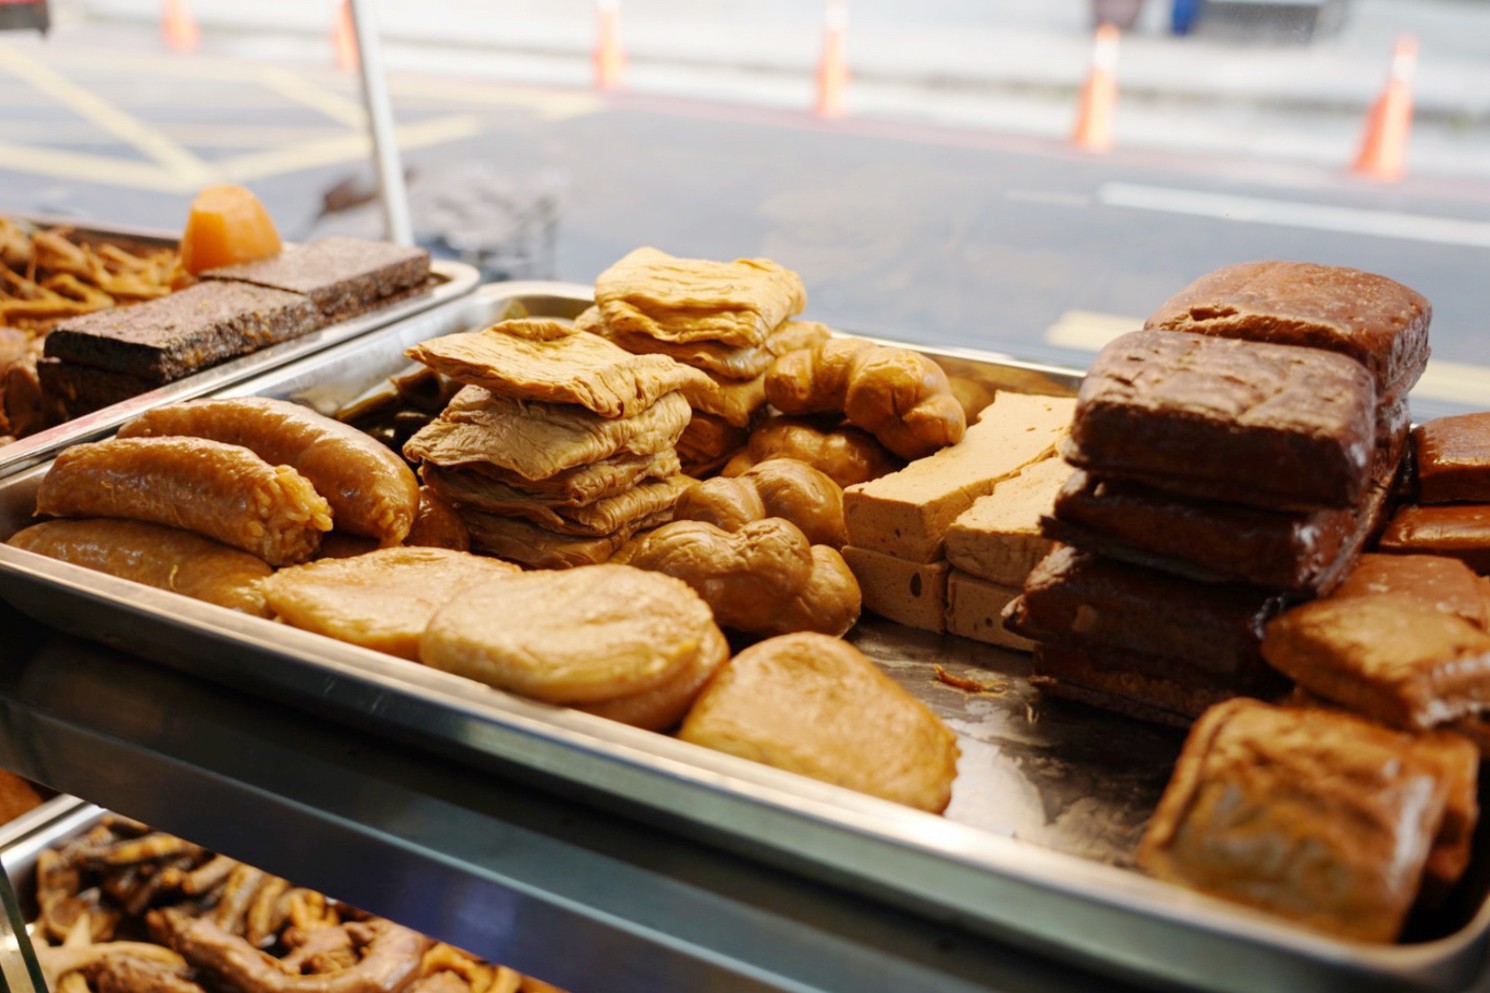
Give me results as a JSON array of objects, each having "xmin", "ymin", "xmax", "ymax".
[
  {"xmin": 39, "ymin": 237, "xmax": 431, "ymax": 416},
  {"xmin": 1005, "ymin": 261, "xmax": 1432, "ymax": 726}
]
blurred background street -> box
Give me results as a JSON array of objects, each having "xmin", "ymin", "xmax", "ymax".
[{"xmin": 1, "ymin": 0, "xmax": 1487, "ymax": 413}]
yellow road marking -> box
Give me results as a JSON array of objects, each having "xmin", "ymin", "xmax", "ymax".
[
  {"xmin": 1043, "ymin": 309, "xmax": 1137, "ymax": 351},
  {"xmin": 0, "ymin": 121, "xmax": 345, "ymax": 146},
  {"xmin": 214, "ymin": 112, "xmax": 484, "ymax": 183},
  {"xmin": 0, "ymin": 140, "xmax": 185, "ymax": 192},
  {"xmin": 35, "ymin": 44, "xmax": 602, "ymax": 121},
  {"xmin": 1413, "ymin": 360, "xmax": 1490, "ymax": 407},
  {"xmin": 0, "ymin": 44, "xmax": 215, "ymax": 188},
  {"xmin": 256, "ymin": 66, "xmax": 367, "ymax": 129},
  {"xmin": 386, "ymin": 74, "xmax": 603, "ymax": 121},
  {"xmin": 1044, "ymin": 309, "xmax": 1490, "ymax": 407}
]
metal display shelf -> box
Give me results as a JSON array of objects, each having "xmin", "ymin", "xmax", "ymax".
[{"xmin": 0, "ymin": 598, "xmax": 1142, "ymax": 993}]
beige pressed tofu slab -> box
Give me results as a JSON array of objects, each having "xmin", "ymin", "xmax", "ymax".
[
  {"xmin": 945, "ymin": 570, "xmax": 1036, "ymax": 652},
  {"xmin": 944, "ymin": 455, "xmax": 1074, "ymax": 587},
  {"xmin": 842, "ymin": 546, "xmax": 950, "ymax": 633},
  {"xmin": 843, "ymin": 392, "xmax": 1076, "ymax": 563}
]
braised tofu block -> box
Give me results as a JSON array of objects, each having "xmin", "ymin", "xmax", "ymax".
[
  {"xmin": 1042, "ymin": 457, "xmax": 1395, "ymax": 595},
  {"xmin": 1066, "ymin": 329, "xmax": 1377, "ymax": 509},
  {"xmin": 1379, "ymin": 505, "xmax": 1490, "ymax": 574},
  {"xmin": 1144, "ymin": 260, "xmax": 1431, "ymax": 398},
  {"xmin": 44, "ymin": 281, "xmax": 318, "ymax": 384},
  {"xmin": 842, "ymin": 392, "xmax": 1074, "ymax": 562},
  {"xmin": 1332, "ymin": 553, "xmax": 1487, "ymax": 629},
  {"xmin": 944, "ymin": 454, "xmax": 1072, "ymax": 587},
  {"xmin": 1414, "ymin": 412, "xmax": 1490, "ymax": 504},
  {"xmin": 1006, "ymin": 545, "xmax": 1289, "ymax": 679},
  {"xmin": 205, "ymin": 235, "xmax": 430, "ymax": 322},
  {"xmin": 1028, "ymin": 642, "xmax": 1277, "ymax": 728},
  {"xmin": 1138, "ymin": 698, "xmax": 1452, "ymax": 942},
  {"xmin": 1261, "ymin": 593, "xmax": 1490, "ymax": 730}
]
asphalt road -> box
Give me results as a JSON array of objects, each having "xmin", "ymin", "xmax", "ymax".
[{"xmin": 2, "ymin": 32, "xmax": 1487, "ymax": 415}]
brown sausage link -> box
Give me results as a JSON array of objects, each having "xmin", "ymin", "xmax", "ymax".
[
  {"xmin": 119, "ymin": 398, "xmax": 419, "ymax": 545},
  {"xmin": 8, "ymin": 519, "xmax": 273, "ymax": 615},
  {"xmin": 35, "ymin": 436, "xmax": 332, "ymax": 566}
]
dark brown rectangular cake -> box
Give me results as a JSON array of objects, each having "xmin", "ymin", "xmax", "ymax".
[
  {"xmin": 1379, "ymin": 504, "xmax": 1490, "ymax": 573},
  {"xmin": 204, "ymin": 236, "xmax": 431, "ymax": 323},
  {"xmin": 1065, "ymin": 329, "xmax": 1377, "ymax": 509},
  {"xmin": 1004, "ymin": 544, "xmax": 1290, "ymax": 677},
  {"xmin": 1143, "ymin": 260, "xmax": 1431, "ymax": 399},
  {"xmin": 1028, "ymin": 641, "xmax": 1286, "ymax": 727},
  {"xmin": 36, "ymin": 358, "xmax": 159, "ymax": 417},
  {"xmin": 1043, "ymin": 441, "xmax": 1400, "ymax": 595},
  {"xmin": 1414, "ymin": 412, "xmax": 1490, "ymax": 504},
  {"xmin": 44, "ymin": 281, "xmax": 320, "ymax": 384},
  {"xmin": 1136, "ymin": 698, "xmax": 1451, "ymax": 943}
]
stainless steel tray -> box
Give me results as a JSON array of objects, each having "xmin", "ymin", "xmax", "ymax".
[
  {"xmin": 0, "ymin": 281, "xmax": 1485, "ymax": 993},
  {"xmin": 0, "ymin": 214, "xmax": 481, "ymax": 479}
]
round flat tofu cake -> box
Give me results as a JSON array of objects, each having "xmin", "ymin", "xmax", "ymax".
[
  {"xmin": 262, "ymin": 546, "xmax": 520, "ymax": 660},
  {"xmin": 679, "ymin": 632, "xmax": 959, "ymax": 812},
  {"xmin": 420, "ymin": 564, "xmax": 723, "ymax": 705}
]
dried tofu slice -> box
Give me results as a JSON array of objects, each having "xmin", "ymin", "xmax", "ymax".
[
  {"xmin": 403, "ymin": 387, "xmax": 690, "ymax": 481},
  {"xmin": 431, "ymin": 473, "xmax": 692, "ymax": 537},
  {"xmin": 595, "ymin": 247, "xmax": 806, "ymax": 349},
  {"xmin": 407, "ymin": 318, "xmax": 712, "ymax": 419},
  {"xmin": 582, "ymin": 305, "xmax": 830, "ymax": 382}
]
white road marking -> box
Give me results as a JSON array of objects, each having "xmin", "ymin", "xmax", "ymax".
[
  {"xmin": 1043, "ymin": 309, "xmax": 1490, "ymax": 406},
  {"xmin": 0, "ymin": 45, "xmax": 215, "ymax": 189},
  {"xmin": 1098, "ymin": 182, "xmax": 1490, "ymax": 249},
  {"xmin": 1005, "ymin": 189, "xmax": 1092, "ymax": 208}
]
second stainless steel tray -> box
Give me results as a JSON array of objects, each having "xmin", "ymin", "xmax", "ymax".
[
  {"xmin": 0, "ymin": 281, "xmax": 1485, "ymax": 993},
  {"xmin": 0, "ymin": 216, "xmax": 481, "ymax": 479}
]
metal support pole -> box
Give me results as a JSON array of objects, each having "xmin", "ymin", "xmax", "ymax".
[{"xmin": 348, "ymin": 0, "xmax": 413, "ymax": 246}]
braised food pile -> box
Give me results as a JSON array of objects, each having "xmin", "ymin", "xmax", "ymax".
[
  {"xmin": 8, "ymin": 247, "xmax": 963, "ymax": 815},
  {"xmin": 0, "ymin": 218, "xmax": 180, "ymax": 441},
  {"xmin": 28, "ymin": 814, "xmax": 566, "ymax": 993},
  {"xmin": 11, "ymin": 246, "xmax": 1490, "ymax": 943},
  {"xmin": 992, "ymin": 259, "xmax": 1490, "ymax": 941}
]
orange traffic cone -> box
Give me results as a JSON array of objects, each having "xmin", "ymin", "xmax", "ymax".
[
  {"xmin": 1071, "ymin": 23, "xmax": 1119, "ymax": 152},
  {"xmin": 815, "ymin": 0, "xmax": 849, "ymax": 119},
  {"xmin": 594, "ymin": 0, "xmax": 625, "ymax": 91},
  {"xmin": 334, "ymin": 0, "xmax": 359, "ymax": 73},
  {"xmin": 161, "ymin": 0, "xmax": 200, "ymax": 53},
  {"xmin": 1353, "ymin": 35, "xmax": 1417, "ymax": 182}
]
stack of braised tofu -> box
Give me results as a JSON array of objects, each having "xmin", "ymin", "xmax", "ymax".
[
  {"xmin": 401, "ymin": 318, "xmax": 699, "ymax": 568},
  {"xmin": 1007, "ymin": 261, "xmax": 1430, "ymax": 726}
]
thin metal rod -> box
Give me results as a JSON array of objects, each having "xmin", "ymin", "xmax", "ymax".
[
  {"xmin": 348, "ymin": 0, "xmax": 413, "ymax": 246},
  {"xmin": 0, "ymin": 858, "xmax": 45, "ymax": 993}
]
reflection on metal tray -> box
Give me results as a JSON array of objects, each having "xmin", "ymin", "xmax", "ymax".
[
  {"xmin": 0, "ymin": 281, "xmax": 1486, "ymax": 993},
  {"xmin": 0, "ymin": 215, "xmax": 482, "ymax": 479}
]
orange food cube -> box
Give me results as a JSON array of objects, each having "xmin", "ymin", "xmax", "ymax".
[{"xmin": 180, "ymin": 184, "xmax": 283, "ymax": 275}]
